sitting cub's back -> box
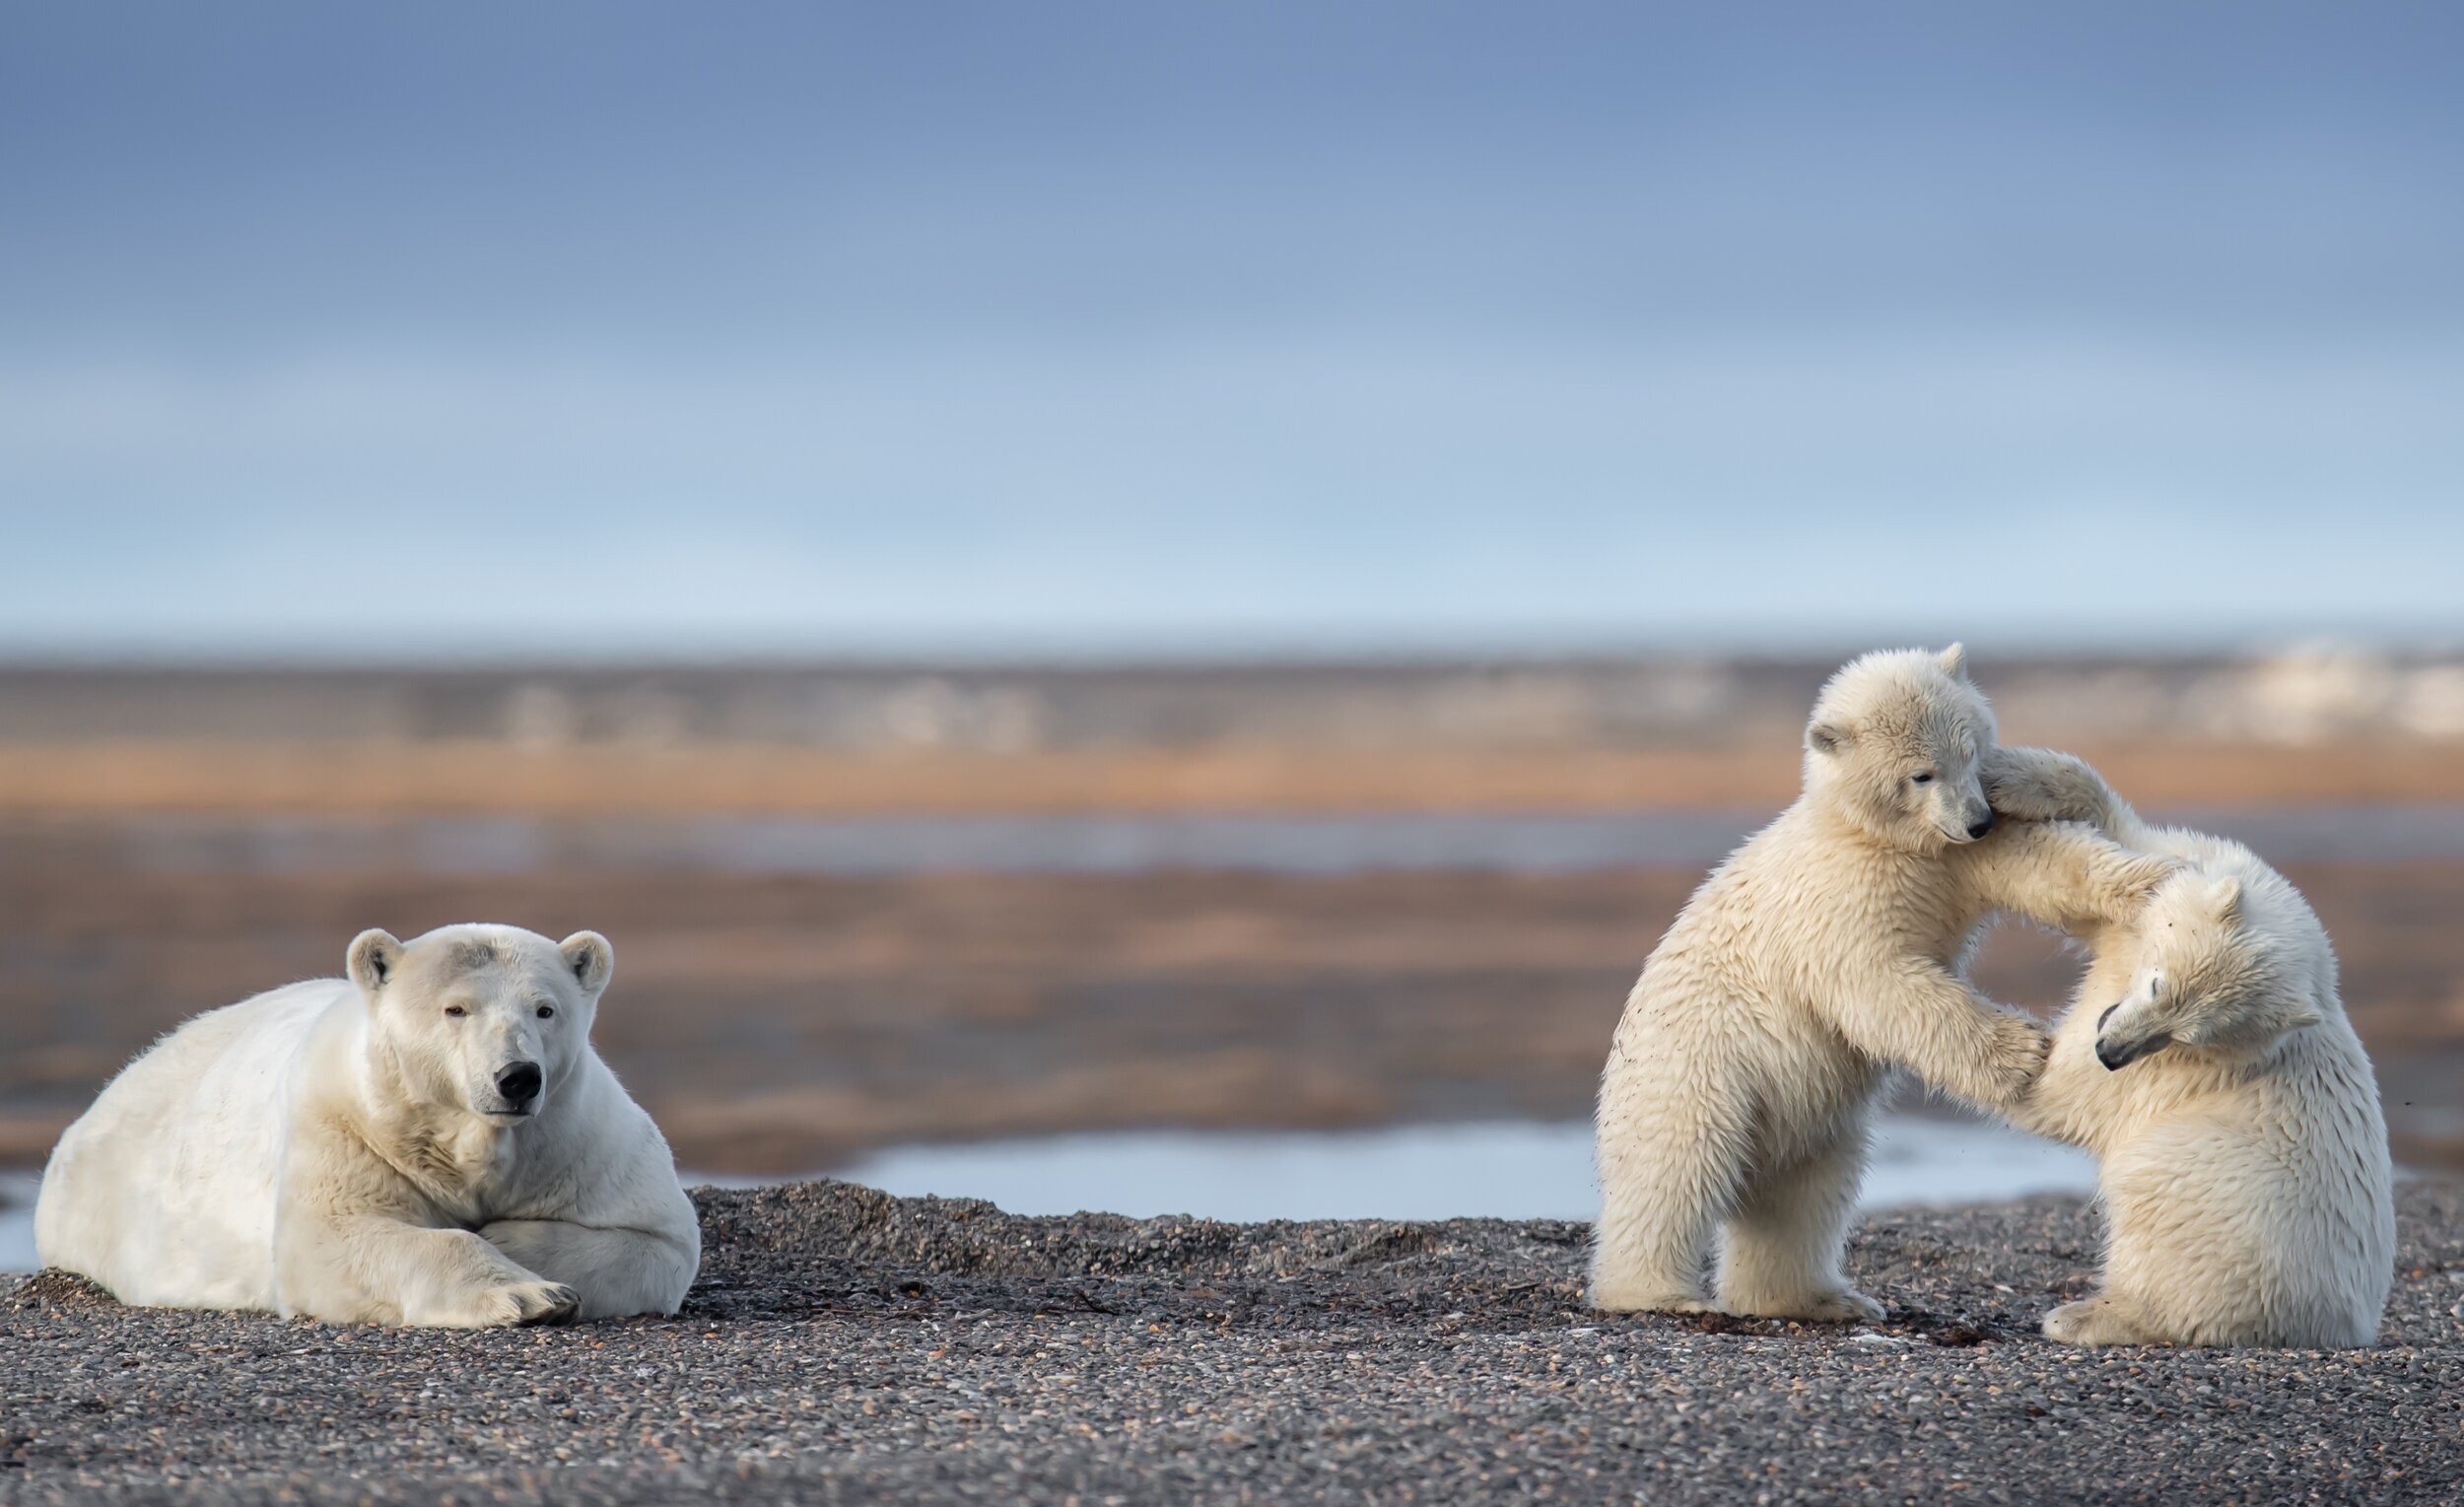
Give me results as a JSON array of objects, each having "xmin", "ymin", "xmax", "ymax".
[{"xmin": 35, "ymin": 980, "xmax": 344, "ymax": 1310}]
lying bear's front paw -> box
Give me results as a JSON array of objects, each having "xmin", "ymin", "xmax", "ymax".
[{"xmin": 485, "ymin": 1279, "xmax": 581, "ymax": 1328}]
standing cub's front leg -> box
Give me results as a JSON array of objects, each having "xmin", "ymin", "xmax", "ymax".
[
  {"xmin": 1827, "ymin": 964, "xmax": 2050, "ymax": 1115},
  {"xmin": 1958, "ymin": 819, "xmax": 2177, "ymax": 935}
]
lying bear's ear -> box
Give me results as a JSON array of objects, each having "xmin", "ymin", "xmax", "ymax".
[
  {"xmin": 1938, "ymin": 642, "xmax": 1968, "ymax": 679},
  {"xmin": 348, "ymin": 929, "xmax": 404, "ymax": 995},
  {"xmin": 559, "ymin": 930, "xmax": 615, "ymax": 996},
  {"xmin": 2205, "ymin": 876, "xmax": 2244, "ymax": 924},
  {"xmin": 1807, "ymin": 721, "xmax": 1852, "ymax": 756}
]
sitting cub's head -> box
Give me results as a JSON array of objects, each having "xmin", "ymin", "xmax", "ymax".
[
  {"xmin": 2092, "ymin": 870, "xmax": 2321, "ymax": 1069},
  {"xmin": 1804, "ymin": 644, "xmax": 2000, "ymax": 854},
  {"xmin": 345, "ymin": 923, "xmax": 614, "ymax": 1124}
]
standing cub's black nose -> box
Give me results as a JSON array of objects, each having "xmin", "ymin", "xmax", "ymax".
[
  {"xmin": 496, "ymin": 1061, "xmax": 543, "ymax": 1107},
  {"xmin": 1966, "ymin": 812, "xmax": 1995, "ymax": 839}
]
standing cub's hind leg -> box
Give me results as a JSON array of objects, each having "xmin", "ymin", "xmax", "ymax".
[
  {"xmin": 1718, "ymin": 1123, "xmax": 1884, "ymax": 1323},
  {"xmin": 1590, "ymin": 1068, "xmax": 1747, "ymax": 1315},
  {"xmin": 1588, "ymin": 1147, "xmax": 1731, "ymax": 1315}
]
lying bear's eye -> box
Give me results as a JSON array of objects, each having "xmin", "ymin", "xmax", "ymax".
[
  {"xmin": 535, "ymin": 1004, "xmax": 555, "ymax": 1019},
  {"xmin": 1909, "ymin": 771, "xmax": 1935, "ymax": 786},
  {"xmin": 444, "ymin": 1005, "xmax": 466, "ymax": 1018}
]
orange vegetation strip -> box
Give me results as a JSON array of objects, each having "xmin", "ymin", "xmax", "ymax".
[{"xmin": 0, "ymin": 739, "xmax": 2460, "ymax": 817}]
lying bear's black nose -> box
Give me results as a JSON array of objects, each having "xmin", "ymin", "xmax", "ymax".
[
  {"xmin": 1966, "ymin": 811, "xmax": 1995, "ymax": 839},
  {"xmin": 496, "ymin": 1061, "xmax": 543, "ymax": 1107}
]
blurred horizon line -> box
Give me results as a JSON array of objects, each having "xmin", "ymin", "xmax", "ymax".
[{"xmin": 8, "ymin": 624, "xmax": 2464, "ymax": 672}]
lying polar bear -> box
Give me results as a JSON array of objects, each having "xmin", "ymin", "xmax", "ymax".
[
  {"xmin": 1989, "ymin": 752, "xmax": 2395, "ymax": 1347},
  {"xmin": 35, "ymin": 924, "xmax": 700, "ymax": 1327}
]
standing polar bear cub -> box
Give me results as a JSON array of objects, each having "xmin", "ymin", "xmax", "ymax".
[
  {"xmin": 1592, "ymin": 647, "xmax": 2176, "ymax": 1320},
  {"xmin": 36, "ymin": 924, "xmax": 700, "ymax": 1327}
]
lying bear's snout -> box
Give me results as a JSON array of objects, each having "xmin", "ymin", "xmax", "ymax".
[
  {"xmin": 1965, "ymin": 811, "xmax": 1995, "ymax": 840},
  {"xmin": 495, "ymin": 1061, "xmax": 543, "ymax": 1110}
]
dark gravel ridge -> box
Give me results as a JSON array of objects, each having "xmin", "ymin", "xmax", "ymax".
[{"xmin": 6, "ymin": 1180, "xmax": 2463, "ymax": 1504}]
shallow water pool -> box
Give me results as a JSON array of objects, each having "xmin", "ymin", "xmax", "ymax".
[{"xmin": 804, "ymin": 1115, "xmax": 2098, "ymax": 1224}]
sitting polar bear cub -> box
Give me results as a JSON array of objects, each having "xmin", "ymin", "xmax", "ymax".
[
  {"xmin": 1991, "ymin": 753, "xmax": 2395, "ymax": 1347},
  {"xmin": 35, "ymin": 924, "xmax": 700, "ymax": 1327}
]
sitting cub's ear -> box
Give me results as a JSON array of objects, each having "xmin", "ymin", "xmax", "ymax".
[
  {"xmin": 2205, "ymin": 875, "xmax": 2244, "ymax": 923},
  {"xmin": 1938, "ymin": 642, "xmax": 1968, "ymax": 678},
  {"xmin": 1807, "ymin": 720, "xmax": 1852, "ymax": 755},
  {"xmin": 348, "ymin": 929, "xmax": 404, "ymax": 995},
  {"xmin": 559, "ymin": 930, "xmax": 615, "ymax": 995}
]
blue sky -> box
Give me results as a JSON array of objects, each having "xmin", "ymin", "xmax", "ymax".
[{"xmin": 5, "ymin": 3, "xmax": 2462, "ymax": 657}]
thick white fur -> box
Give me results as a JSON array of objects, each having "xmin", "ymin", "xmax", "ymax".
[
  {"xmin": 35, "ymin": 924, "xmax": 700, "ymax": 1327},
  {"xmin": 1592, "ymin": 647, "xmax": 2177, "ymax": 1320},
  {"xmin": 1988, "ymin": 752, "xmax": 2396, "ymax": 1347}
]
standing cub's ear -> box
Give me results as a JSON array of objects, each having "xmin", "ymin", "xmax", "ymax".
[
  {"xmin": 1807, "ymin": 721, "xmax": 1852, "ymax": 756},
  {"xmin": 348, "ymin": 929, "xmax": 404, "ymax": 995},
  {"xmin": 559, "ymin": 930, "xmax": 615, "ymax": 995},
  {"xmin": 1938, "ymin": 642, "xmax": 1968, "ymax": 678}
]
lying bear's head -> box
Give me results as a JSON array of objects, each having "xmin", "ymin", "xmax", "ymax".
[
  {"xmin": 1803, "ymin": 643, "xmax": 1999, "ymax": 853},
  {"xmin": 345, "ymin": 924, "xmax": 614, "ymax": 1124},
  {"xmin": 2091, "ymin": 870, "xmax": 2323, "ymax": 1070}
]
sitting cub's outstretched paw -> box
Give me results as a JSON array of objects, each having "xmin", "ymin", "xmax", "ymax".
[{"xmin": 1980, "ymin": 747, "xmax": 2108, "ymax": 823}]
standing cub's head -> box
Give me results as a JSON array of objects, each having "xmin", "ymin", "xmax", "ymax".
[
  {"xmin": 1804, "ymin": 644, "xmax": 2000, "ymax": 853},
  {"xmin": 2091, "ymin": 869, "xmax": 2324, "ymax": 1069},
  {"xmin": 346, "ymin": 924, "xmax": 614, "ymax": 1124}
]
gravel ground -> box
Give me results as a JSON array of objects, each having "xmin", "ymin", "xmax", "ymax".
[{"xmin": 6, "ymin": 1180, "xmax": 2463, "ymax": 1505}]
